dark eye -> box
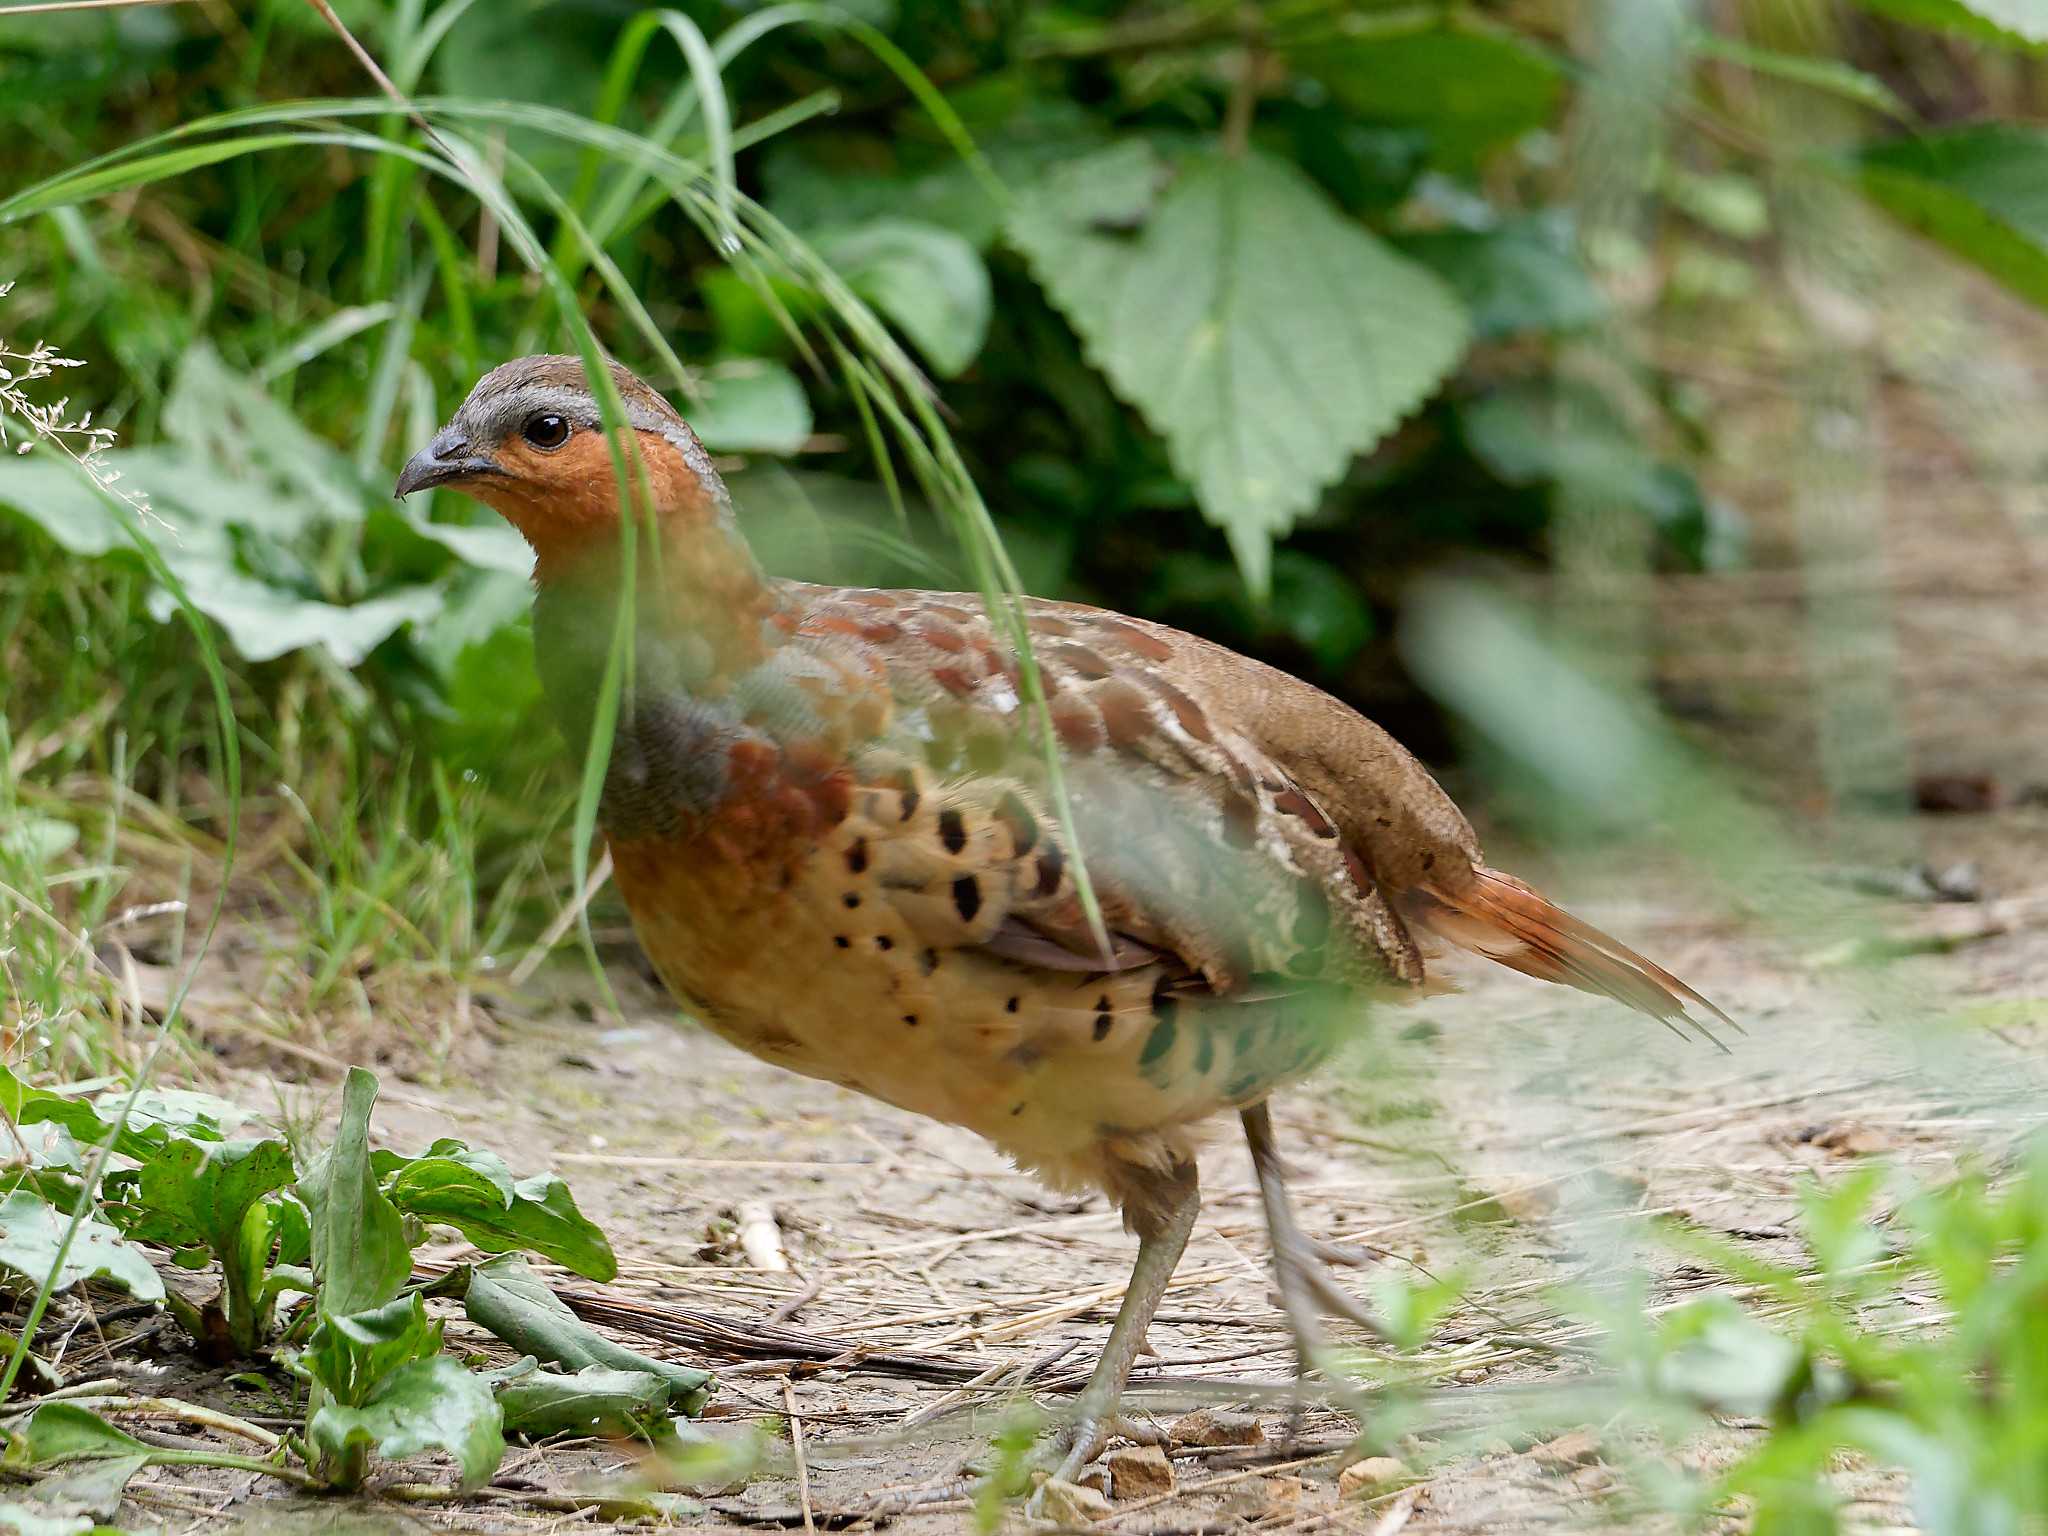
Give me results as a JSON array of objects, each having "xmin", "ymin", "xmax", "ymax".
[{"xmin": 522, "ymin": 413, "xmax": 570, "ymax": 450}]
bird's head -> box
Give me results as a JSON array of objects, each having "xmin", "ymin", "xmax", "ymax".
[{"xmin": 395, "ymin": 354, "xmax": 735, "ymax": 577}]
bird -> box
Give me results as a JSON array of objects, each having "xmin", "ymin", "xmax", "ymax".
[{"xmin": 396, "ymin": 355, "xmax": 1731, "ymax": 1478}]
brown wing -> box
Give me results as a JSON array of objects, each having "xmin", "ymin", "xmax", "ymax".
[
  {"xmin": 786, "ymin": 582, "xmax": 1734, "ymax": 1043},
  {"xmin": 787, "ymin": 584, "xmax": 1427, "ymax": 996}
]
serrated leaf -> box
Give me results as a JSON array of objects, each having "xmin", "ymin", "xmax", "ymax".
[
  {"xmin": 1009, "ymin": 144, "xmax": 1468, "ymax": 594},
  {"xmin": 1290, "ymin": 12, "xmax": 1564, "ymax": 166},
  {"xmin": 463, "ymin": 1256, "xmax": 710, "ymax": 1416},
  {"xmin": 816, "ymin": 219, "xmax": 992, "ymax": 377},
  {"xmin": 0, "ymin": 1191, "xmax": 163, "ymax": 1302},
  {"xmin": 1844, "ymin": 125, "xmax": 2048, "ymax": 309},
  {"xmin": 298, "ymin": 1068, "xmax": 409, "ymax": 1318},
  {"xmin": 308, "ymin": 1355, "xmax": 504, "ymax": 1494},
  {"xmin": 397, "ymin": 509, "xmax": 534, "ymax": 577},
  {"xmin": 382, "ymin": 1142, "xmax": 615, "ymax": 1281},
  {"xmin": 686, "ymin": 361, "xmax": 814, "ymax": 456}
]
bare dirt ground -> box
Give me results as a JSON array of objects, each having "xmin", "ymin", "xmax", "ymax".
[{"xmin": 66, "ymin": 794, "xmax": 2047, "ymax": 1534}]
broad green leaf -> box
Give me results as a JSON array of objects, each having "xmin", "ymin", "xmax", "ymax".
[
  {"xmin": 294, "ymin": 1294, "xmax": 441, "ymax": 1407},
  {"xmin": 1397, "ymin": 216, "xmax": 1605, "ymax": 339},
  {"xmin": 1844, "ymin": 126, "xmax": 2048, "ymax": 308},
  {"xmin": 1009, "ymin": 144, "xmax": 1469, "ymax": 594},
  {"xmin": 1152, "ymin": 551, "xmax": 1373, "ymax": 672},
  {"xmin": 395, "ymin": 509, "xmax": 535, "ymax": 578},
  {"xmin": 433, "ymin": 618, "xmax": 547, "ymax": 760},
  {"xmin": 298, "ymin": 1068, "xmax": 410, "ymax": 1318},
  {"xmin": 816, "ymin": 219, "xmax": 992, "ymax": 377},
  {"xmin": 463, "ymin": 1256, "xmax": 711, "ymax": 1415},
  {"xmin": 8, "ymin": 1450, "xmax": 148, "ymax": 1524},
  {"xmin": 686, "ymin": 360, "xmax": 814, "ymax": 456},
  {"xmin": 381, "ymin": 1142, "xmax": 616, "ymax": 1281},
  {"xmin": 760, "ymin": 102, "xmax": 1103, "ymax": 250},
  {"xmin": 0, "ymin": 1068, "xmax": 162, "ymax": 1163},
  {"xmin": 0, "ymin": 456, "xmax": 130, "ymax": 557},
  {"xmin": 1, "ymin": 815, "xmax": 79, "ymax": 869},
  {"xmin": 306, "ymin": 1355, "xmax": 505, "ymax": 1494},
  {"xmin": 133, "ymin": 1136, "xmax": 291, "ymax": 1244},
  {"xmin": 143, "ymin": 566, "xmax": 445, "ymax": 668},
  {"xmin": 0, "ymin": 1404, "xmax": 152, "ymax": 1467},
  {"xmin": 1460, "ymin": 383, "xmax": 1734, "ymax": 569},
  {"xmin": 0, "ymin": 1191, "xmax": 163, "ymax": 1303},
  {"xmin": 99, "ymin": 1087, "xmax": 250, "ymax": 1142},
  {"xmin": 1852, "ymin": 0, "xmax": 2048, "ymax": 47},
  {"xmin": 161, "ymin": 344, "xmax": 365, "ymax": 530},
  {"xmin": 1290, "ymin": 12, "xmax": 1564, "ymax": 166},
  {"xmin": 495, "ymin": 1364, "xmax": 675, "ymax": 1440}
]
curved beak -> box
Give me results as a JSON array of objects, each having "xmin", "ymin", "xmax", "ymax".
[{"xmin": 394, "ymin": 428, "xmax": 502, "ymax": 499}]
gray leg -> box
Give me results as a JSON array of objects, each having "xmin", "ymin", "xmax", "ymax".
[
  {"xmin": 1242, "ymin": 1102, "xmax": 1385, "ymax": 1396},
  {"xmin": 1048, "ymin": 1160, "xmax": 1200, "ymax": 1483}
]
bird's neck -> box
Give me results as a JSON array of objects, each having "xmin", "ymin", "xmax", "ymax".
[{"xmin": 535, "ymin": 517, "xmax": 791, "ymax": 684}]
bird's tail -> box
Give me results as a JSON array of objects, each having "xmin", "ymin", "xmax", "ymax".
[{"xmin": 1406, "ymin": 866, "xmax": 1736, "ymax": 1048}]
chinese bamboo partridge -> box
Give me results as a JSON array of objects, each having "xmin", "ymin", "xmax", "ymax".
[{"xmin": 397, "ymin": 357, "xmax": 1729, "ymax": 1474}]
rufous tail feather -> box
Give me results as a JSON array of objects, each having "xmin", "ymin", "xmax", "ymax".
[{"xmin": 1407, "ymin": 868, "xmax": 1736, "ymax": 1049}]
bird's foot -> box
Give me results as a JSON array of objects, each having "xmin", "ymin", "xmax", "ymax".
[
  {"xmin": 1046, "ymin": 1411, "xmax": 1165, "ymax": 1481},
  {"xmin": 1271, "ymin": 1226, "xmax": 1389, "ymax": 1346},
  {"xmin": 1020, "ymin": 1413, "xmax": 1164, "ymax": 1517}
]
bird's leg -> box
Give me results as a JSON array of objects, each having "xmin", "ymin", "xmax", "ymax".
[
  {"xmin": 1241, "ymin": 1102, "xmax": 1385, "ymax": 1417},
  {"xmin": 1045, "ymin": 1161, "xmax": 1200, "ymax": 1484}
]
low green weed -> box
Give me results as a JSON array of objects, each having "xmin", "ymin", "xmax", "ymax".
[
  {"xmin": 0, "ymin": 1064, "xmax": 716, "ymax": 1504},
  {"xmin": 1577, "ymin": 1147, "xmax": 2048, "ymax": 1533}
]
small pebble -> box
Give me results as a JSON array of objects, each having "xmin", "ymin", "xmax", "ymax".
[
  {"xmin": 1168, "ymin": 1407, "xmax": 1264, "ymax": 1448},
  {"xmin": 1338, "ymin": 1456, "xmax": 1409, "ymax": 1498},
  {"xmin": 1105, "ymin": 1444, "xmax": 1175, "ymax": 1500},
  {"xmin": 1530, "ymin": 1429, "xmax": 1601, "ymax": 1469},
  {"xmin": 1263, "ymin": 1474, "xmax": 1308, "ymax": 1507},
  {"xmin": 1037, "ymin": 1478, "xmax": 1111, "ymax": 1523}
]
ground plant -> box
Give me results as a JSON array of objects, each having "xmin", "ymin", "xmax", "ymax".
[{"xmin": 2, "ymin": 0, "xmax": 2047, "ymax": 1530}]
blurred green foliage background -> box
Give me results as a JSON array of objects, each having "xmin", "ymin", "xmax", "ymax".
[
  {"xmin": 3, "ymin": 0, "xmax": 2047, "ymax": 1005},
  {"xmin": 6, "ymin": 0, "xmax": 2046, "ymax": 792}
]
